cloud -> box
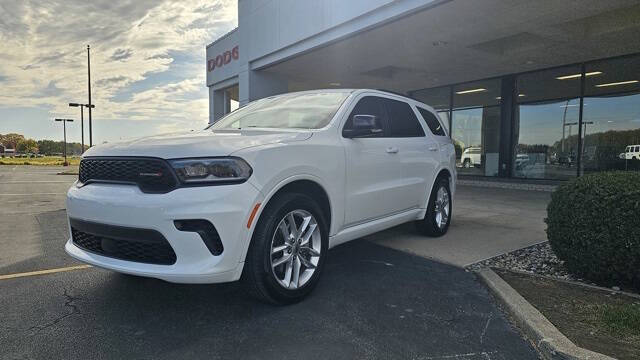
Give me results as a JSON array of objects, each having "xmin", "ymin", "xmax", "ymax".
[
  {"xmin": 110, "ymin": 48, "xmax": 133, "ymax": 62},
  {"xmin": 33, "ymin": 80, "xmax": 63, "ymax": 98},
  {"xmin": 0, "ymin": 0, "xmax": 238, "ymax": 141},
  {"xmin": 146, "ymin": 53, "xmax": 172, "ymax": 60},
  {"xmin": 95, "ymin": 76, "xmax": 130, "ymax": 86},
  {"xmin": 19, "ymin": 51, "xmax": 69, "ymax": 70}
]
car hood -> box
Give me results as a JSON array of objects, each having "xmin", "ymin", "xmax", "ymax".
[{"xmin": 83, "ymin": 129, "xmax": 312, "ymax": 158}]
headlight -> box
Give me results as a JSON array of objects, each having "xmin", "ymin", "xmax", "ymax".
[{"xmin": 169, "ymin": 157, "xmax": 252, "ymax": 184}]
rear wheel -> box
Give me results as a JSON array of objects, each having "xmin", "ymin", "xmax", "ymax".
[
  {"xmin": 462, "ymin": 159, "xmax": 471, "ymax": 168},
  {"xmin": 242, "ymin": 193, "xmax": 328, "ymax": 305},
  {"xmin": 416, "ymin": 177, "xmax": 452, "ymax": 237}
]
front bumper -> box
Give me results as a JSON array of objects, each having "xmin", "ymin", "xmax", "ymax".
[{"xmin": 65, "ymin": 181, "xmax": 262, "ymax": 283}]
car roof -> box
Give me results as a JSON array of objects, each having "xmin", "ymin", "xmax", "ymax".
[
  {"xmin": 265, "ymin": 89, "xmax": 436, "ymax": 113},
  {"xmin": 279, "ymin": 89, "xmax": 417, "ymax": 102}
]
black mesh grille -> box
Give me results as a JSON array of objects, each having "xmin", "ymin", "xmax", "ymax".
[
  {"xmin": 70, "ymin": 219, "xmax": 177, "ymax": 265},
  {"xmin": 79, "ymin": 157, "xmax": 177, "ymax": 193}
]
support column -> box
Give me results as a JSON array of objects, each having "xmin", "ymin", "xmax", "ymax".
[
  {"xmin": 248, "ymin": 70, "xmax": 288, "ymax": 101},
  {"xmin": 499, "ymin": 75, "xmax": 517, "ymax": 178},
  {"xmin": 239, "ymin": 65, "xmax": 289, "ymax": 107},
  {"xmin": 209, "ymin": 87, "xmax": 228, "ymax": 123}
]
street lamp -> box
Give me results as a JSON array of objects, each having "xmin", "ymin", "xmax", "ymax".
[
  {"xmin": 55, "ymin": 118, "xmax": 74, "ymax": 166},
  {"xmin": 87, "ymin": 45, "xmax": 94, "ymax": 147},
  {"xmin": 69, "ymin": 103, "xmax": 95, "ymax": 153}
]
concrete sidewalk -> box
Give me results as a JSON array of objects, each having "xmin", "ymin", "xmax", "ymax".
[{"xmin": 369, "ymin": 185, "xmax": 551, "ymax": 267}]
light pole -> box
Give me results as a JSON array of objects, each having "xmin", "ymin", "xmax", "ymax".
[
  {"xmin": 69, "ymin": 103, "xmax": 95, "ymax": 153},
  {"xmin": 87, "ymin": 45, "xmax": 94, "ymax": 147},
  {"xmin": 55, "ymin": 118, "xmax": 74, "ymax": 166}
]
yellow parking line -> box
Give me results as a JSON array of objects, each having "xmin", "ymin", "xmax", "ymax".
[{"xmin": 0, "ymin": 265, "xmax": 92, "ymax": 280}]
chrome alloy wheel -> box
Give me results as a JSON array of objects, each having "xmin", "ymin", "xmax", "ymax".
[
  {"xmin": 433, "ymin": 186, "xmax": 450, "ymax": 230},
  {"xmin": 270, "ymin": 209, "xmax": 321, "ymax": 289}
]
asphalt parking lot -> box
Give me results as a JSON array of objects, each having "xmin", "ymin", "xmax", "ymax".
[{"xmin": 0, "ymin": 166, "xmax": 538, "ymax": 359}]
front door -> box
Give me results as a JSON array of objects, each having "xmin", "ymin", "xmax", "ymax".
[{"xmin": 342, "ymin": 95, "xmax": 409, "ymax": 226}]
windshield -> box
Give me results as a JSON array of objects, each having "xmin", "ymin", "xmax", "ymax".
[{"xmin": 208, "ymin": 92, "xmax": 350, "ymax": 130}]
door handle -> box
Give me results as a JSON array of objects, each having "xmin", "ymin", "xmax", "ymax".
[
  {"xmin": 386, "ymin": 146, "xmax": 399, "ymax": 154},
  {"xmin": 428, "ymin": 144, "xmax": 439, "ymax": 152}
]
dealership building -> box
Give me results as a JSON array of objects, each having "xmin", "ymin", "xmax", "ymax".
[{"xmin": 206, "ymin": 0, "xmax": 640, "ymax": 180}]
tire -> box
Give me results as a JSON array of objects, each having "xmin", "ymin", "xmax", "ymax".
[
  {"xmin": 416, "ymin": 176, "xmax": 452, "ymax": 237},
  {"xmin": 462, "ymin": 159, "xmax": 471, "ymax": 168},
  {"xmin": 242, "ymin": 192, "xmax": 328, "ymax": 305}
]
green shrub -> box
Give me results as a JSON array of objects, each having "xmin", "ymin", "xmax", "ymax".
[{"xmin": 546, "ymin": 171, "xmax": 640, "ymax": 289}]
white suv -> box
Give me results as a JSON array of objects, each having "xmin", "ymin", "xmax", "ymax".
[
  {"xmin": 65, "ymin": 89, "xmax": 456, "ymax": 304},
  {"xmin": 460, "ymin": 147, "xmax": 481, "ymax": 168},
  {"xmin": 623, "ymin": 145, "xmax": 640, "ymax": 160}
]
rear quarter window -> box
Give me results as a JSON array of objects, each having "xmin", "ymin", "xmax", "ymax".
[{"xmin": 417, "ymin": 107, "xmax": 446, "ymax": 136}]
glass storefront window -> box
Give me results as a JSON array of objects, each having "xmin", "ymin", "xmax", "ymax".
[
  {"xmin": 585, "ymin": 56, "xmax": 640, "ymax": 97},
  {"xmin": 412, "ymin": 55, "xmax": 640, "ymax": 180},
  {"xmin": 451, "ymin": 78, "xmax": 501, "ymax": 176},
  {"xmin": 453, "ymin": 79, "xmax": 501, "ymax": 109},
  {"xmin": 514, "ymin": 99, "xmax": 580, "ymax": 180},
  {"xmin": 581, "ymin": 55, "xmax": 640, "ymax": 173},
  {"xmin": 515, "ymin": 64, "xmax": 587, "ymax": 180},
  {"xmin": 518, "ymin": 66, "xmax": 582, "ymax": 103},
  {"xmin": 581, "ymin": 94, "xmax": 640, "ymax": 173},
  {"xmin": 452, "ymin": 107, "xmax": 501, "ymax": 176}
]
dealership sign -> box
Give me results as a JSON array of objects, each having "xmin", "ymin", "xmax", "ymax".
[{"xmin": 208, "ymin": 46, "xmax": 239, "ymax": 72}]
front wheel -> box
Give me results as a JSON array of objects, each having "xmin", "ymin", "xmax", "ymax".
[
  {"xmin": 242, "ymin": 193, "xmax": 328, "ymax": 305},
  {"xmin": 416, "ymin": 177, "xmax": 452, "ymax": 237}
]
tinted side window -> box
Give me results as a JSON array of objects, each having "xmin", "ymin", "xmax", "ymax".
[
  {"xmin": 383, "ymin": 99, "xmax": 425, "ymax": 137},
  {"xmin": 417, "ymin": 107, "xmax": 446, "ymax": 136},
  {"xmin": 344, "ymin": 96, "xmax": 387, "ymax": 132}
]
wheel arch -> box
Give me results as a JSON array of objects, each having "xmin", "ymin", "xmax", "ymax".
[
  {"xmin": 265, "ymin": 179, "xmax": 332, "ymax": 229},
  {"xmin": 239, "ymin": 175, "xmax": 333, "ymax": 263},
  {"xmin": 421, "ymin": 167, "xmax": 454, "ymax": 212}
]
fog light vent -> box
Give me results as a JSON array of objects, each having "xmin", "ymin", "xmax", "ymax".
[{"xmin": 174, "ymin": 220, "xmax": 224, "ymax": 256}]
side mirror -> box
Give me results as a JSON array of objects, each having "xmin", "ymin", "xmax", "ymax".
[{"xmin": 343, "ymin": 115, "xmax": 383, "ymax": 138}]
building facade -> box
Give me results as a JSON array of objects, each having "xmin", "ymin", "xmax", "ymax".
[{"xmin": 207, "ymin": 0, "xmax": 640, "ymax": 180}]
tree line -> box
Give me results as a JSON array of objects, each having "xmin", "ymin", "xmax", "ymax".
[{"xmin": 0, "ymin": 133, "xmax": 88, "ymax": 155}]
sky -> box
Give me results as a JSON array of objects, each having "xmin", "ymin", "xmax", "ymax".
[{"xmin": 0, "ymin": 0, "xmax": 237, "ymax": 144}]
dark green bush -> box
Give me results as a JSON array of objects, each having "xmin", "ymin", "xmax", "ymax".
[{"xmin": 546, "ymin": 171, "xmax": 640, "ymax": 290}]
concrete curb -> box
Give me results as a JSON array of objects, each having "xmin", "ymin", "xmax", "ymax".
[
  {"xmin": 476, "ymin": 268, "xmax": 616, "ymax": 360},
  {"xmin": 457, "ymin": 179, "xmax": 557, "ymax": 192}
]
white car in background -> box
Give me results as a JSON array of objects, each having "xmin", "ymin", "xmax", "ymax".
[
  {"xmin": 515, "ymin": 154, "xmax": 530, "ymax": 169},
  {"xmin": 460, "ymin": 147, "xmax": 481, "ymax": 168},
  {"xmin": 65, "ymin": 89, "xmax": 456, "ymax": 304},
  {"xmin": 622, "ymin": 145, "xmax": 640, "ymax": 160}
]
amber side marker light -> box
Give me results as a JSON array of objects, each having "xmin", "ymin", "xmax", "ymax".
[{"xmin": 247, "ymin": 203, "xmax": 261, "ymax": 228}]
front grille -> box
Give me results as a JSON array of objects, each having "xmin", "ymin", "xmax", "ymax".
[
  {"xmin": 79, "ymin": 157, "xmax": 177, "ymax": 193},
  {"xmin": 70, "ymin": 218, "xmax": 177, "ymax": 265}
]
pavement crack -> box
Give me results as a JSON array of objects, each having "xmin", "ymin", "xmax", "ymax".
[
  {"xmin": 26, "ymin": 288, "xmax": 81, "ymax": 335},
  {"xmin": 415, "ymin": 351, "xmax": 498, "ymax": 359},
  {"xmin": 360, "ymin": 259, "xmax": 394, "ymax": 267},
  {"xmin": 480, "ymin": 312, "xmax": 493, "ymax": 344}
]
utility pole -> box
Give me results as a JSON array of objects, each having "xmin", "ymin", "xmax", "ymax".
[{"xmin": 87, "ymin": 45, "xmax": 93, "ymax": 147}]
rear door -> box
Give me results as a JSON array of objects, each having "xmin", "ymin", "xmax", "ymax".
[{"xmin": 382, "ymin": 98, "xmax": 439, "ymax": 210}]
